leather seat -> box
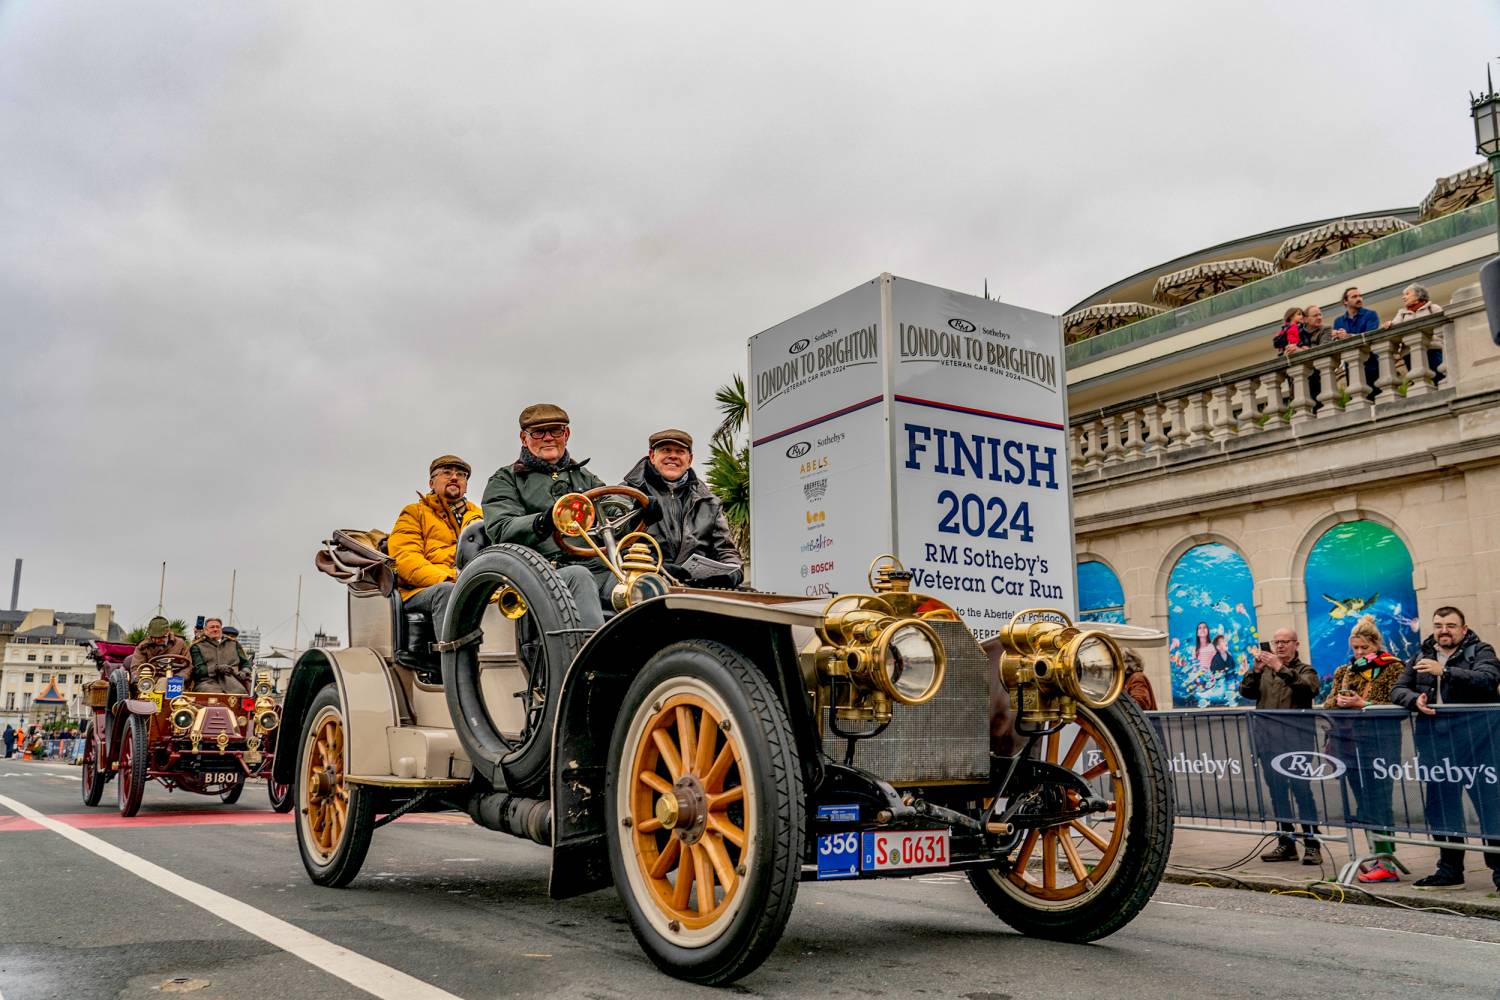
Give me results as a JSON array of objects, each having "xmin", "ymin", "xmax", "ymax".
[{"xmin": 455, "ymin": 520, "xmax": 491, "ymax": 571}]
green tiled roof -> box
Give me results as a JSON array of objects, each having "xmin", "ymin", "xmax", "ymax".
[{"xmin": 1065, "ymin": 198, "xmax": 1497, "ymax": 368}]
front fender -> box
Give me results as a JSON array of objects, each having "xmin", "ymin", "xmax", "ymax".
[
  {"xmin": 270, "ymin": 647, "xmax": 402, "ymax": 786},
  {"xmin": 122, "ymin": 699, "xmax": 159, "ymax": 716}
]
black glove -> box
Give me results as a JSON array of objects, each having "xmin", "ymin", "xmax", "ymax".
[
  {"xmin": 531, "ymin": 508, "xmax": 555, "ymax": 537},
  {"xmin": 699, "ymin": 569, "xmax": 744, "ymax": 589},
  {"xmin": 662, "ymin": 562, "xmax": 687, "ymax": 581},
  {"xmin": 640, "ymin": 501, "xmax": 664, "ymax": 526}
]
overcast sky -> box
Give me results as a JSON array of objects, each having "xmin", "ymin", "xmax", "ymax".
[{"xmin": 1, "ymin": 1, "xmax": 1496, "ymax": 648}]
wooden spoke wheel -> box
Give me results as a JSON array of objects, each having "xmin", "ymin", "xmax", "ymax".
[
  {"xmin": 606, "ymin": 640, "xmax": 803, "ymax": 985},
  {"xmin": 116, "ymin": 715, "xmax": 148, "ymax": 818},
  {"xmin": 80, "ymin": 724, "xmax": 105, "ymax": 807},
  {"xmin": 969, "ymin": 699, "xmax": 1171, "ymax": 941},
  {"xmin": 295, "ymin": 685, "xmax": 374, "ymax": 887}
]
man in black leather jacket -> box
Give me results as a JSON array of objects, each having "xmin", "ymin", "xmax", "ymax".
[
  {"xmin": 1391, "ymin": 606, "xmax": 1500, "ymax": 889},
  {"xmin": 622, "ymin": 429, "xmax": 744, "ymax": 589}
]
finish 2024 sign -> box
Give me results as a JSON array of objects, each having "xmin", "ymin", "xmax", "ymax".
[{"xmin": 749, "ymin": 274, "xmax": 1074, "ymax": 638}]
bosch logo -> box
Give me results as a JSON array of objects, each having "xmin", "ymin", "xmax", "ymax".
[
  {"xmin": 808, "ymin": 560, "xmax": 834, "ymax": 574},
  {"xmin": 786, "ymin": 441, "xmax": 811, "ymax": 458},
  {"xmin": 1270, "ymin": 751, "xmax": 1346, "ymax": 781},
  {"xmin": 948, "ymin": 318, "xmax": 977, "ymax": 333},
  {"xmin": 789, "ymin": 338, "xmax": 810, "ymax": 354}
]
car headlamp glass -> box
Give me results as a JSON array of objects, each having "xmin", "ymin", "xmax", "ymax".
[
  {"xmin": 1060, "ymin": 632, "xmax": 1124, "ymax": 708},
  {"xmin": 874, "ymin": 621, "xmax": 945, "ymax": 705},
  {"xmin": 171, "ymin": 708, "xmax": 195, "ymax": 730},
  {"xmin": 137, "ymin": 677, "xmax": 156, "ymax": 695}
]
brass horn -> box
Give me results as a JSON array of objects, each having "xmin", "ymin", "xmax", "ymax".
[{"xmin": 495, "ymin": 585, "xmax": 529, "ymax": 620}]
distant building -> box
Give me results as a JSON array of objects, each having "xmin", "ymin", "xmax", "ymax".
[
  {"xmin": 235, "ymin": 627, "xmax": 261, "ymax": 656},
  {"xmin": 309, "ymin": 630, "xmax": 339, "ymax": 650},
  {"xmin": 0, "ymin": 605, "xmax": 124, "ymax": 728}
]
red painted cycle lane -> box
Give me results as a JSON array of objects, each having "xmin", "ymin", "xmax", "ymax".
[{"xmin": 0, "ymin": 810, "xmax": 470, "ymax": 833}]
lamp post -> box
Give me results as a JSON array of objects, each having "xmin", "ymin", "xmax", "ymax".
[{"xmin": 1474, "ymin": 63, "xmax": 1500, "ymax": 344}]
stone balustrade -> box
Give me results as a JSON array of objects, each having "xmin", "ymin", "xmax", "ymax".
[{"xmin": 1068, "ymin": 314, "xmax": 1453, "ymax": 477}]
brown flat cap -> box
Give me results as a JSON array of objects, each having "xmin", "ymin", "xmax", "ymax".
[
  {"xmin": 649, "ymin": 428, "xmax": 693, "ymax": 450},
  {"xmin": 429, "ymin": 454, "xmax": 471, "ymax": 477},
  {"xmin": 519, "ymin": 403, "xmax": 570, "ymax": 429}
]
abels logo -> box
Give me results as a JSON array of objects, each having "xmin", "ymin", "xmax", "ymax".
[
  {"xmin": 785, "ymin": 441, "xmax": 811, "ymax": 458},
  {"xmin": 948, "ymin": 318, "xmax": 976, "ymax": 333}
]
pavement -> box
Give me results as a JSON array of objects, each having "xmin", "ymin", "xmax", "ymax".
[
  {"xmin": 2, "ymin": 755, "xmax": 1500, "ymax": 1000},
  {"xmin": 1167, "ymin": 822, "xmax": 1500, "ymax": 919}
]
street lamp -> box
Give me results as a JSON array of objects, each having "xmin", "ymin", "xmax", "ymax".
[{"xmin": 1475, "ymin": 63, "xmax": 1500, "ymax": 345}]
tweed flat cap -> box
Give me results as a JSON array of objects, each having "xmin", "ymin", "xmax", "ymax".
[
  {"xmin": 519, "ymin": 403, "xmax": 570, "ymax": 429},
  {"xmin": 147, "ymin": 616, "xmax": 170, "ymax": 638},
  {"xmin": 648, "ymin": 428, "xmax": 693, "ymax": 450},
  {"xmin": 429, "ymin": 454, "xmax": 472, "ymax": 477}
]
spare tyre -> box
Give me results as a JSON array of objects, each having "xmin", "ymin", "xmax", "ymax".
[{"xmin": 441, "ymin": 543, "xmax": 586, "ymax": 796}]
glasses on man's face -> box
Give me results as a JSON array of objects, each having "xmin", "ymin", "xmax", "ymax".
[
  {"xmin": 527, "ymin": 426, "xmax": 568, "ymax": 441},
  {"xmin": 436, "ymin": 469, "xmax": 468, "ymax": 480}
]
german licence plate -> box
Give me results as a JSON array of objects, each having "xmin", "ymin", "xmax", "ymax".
[{"xmin": 862, "ymin": 830, "xmax": 950, "ymax": 872}]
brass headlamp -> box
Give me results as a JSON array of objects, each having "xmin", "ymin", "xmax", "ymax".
[
  {"xmin": 254, "ymin": 696, "xmax": 279, "ymax": 732},
  {"xmin": 136, "ymin": 664, "xmax": 157, "ymax": 696},
  {"xmin": 170, "ymin": 696, "xmax": 195, "ymax": 733},
  {"xmin": 995, "ymin": 608, "xmax": 1125, "ymax": 723},
  {"xmin": 253, "ymin": 671, "xmax": 274, "ymax": 699}
]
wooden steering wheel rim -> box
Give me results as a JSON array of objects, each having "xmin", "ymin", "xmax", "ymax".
[{"xmin": 554, "ymin": 485, "xmax": 653, "ymax": 558}]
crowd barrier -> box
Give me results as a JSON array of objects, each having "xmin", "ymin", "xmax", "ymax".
[
  {"xmin": 8, "ymin": 737, "xmax": 83, "ymax": 761},
  {"xmin": 1147, "ymin": 707, "xmax": 1500, "ymax": 881}
]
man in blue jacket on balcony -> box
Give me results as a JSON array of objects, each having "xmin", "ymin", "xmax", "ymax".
[{"xmin": 1332, "ymin": 286, "xmax": 1380, "ymax": 337}]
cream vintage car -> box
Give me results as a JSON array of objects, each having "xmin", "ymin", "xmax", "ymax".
[{"xmin": 275, "ymin": 487, "xmax": 1171, "ymax": 984}]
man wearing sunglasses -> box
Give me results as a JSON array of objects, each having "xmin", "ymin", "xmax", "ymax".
[{"xmin": 481, "ymin": 403, "xmax": 609, "ymax": 628}]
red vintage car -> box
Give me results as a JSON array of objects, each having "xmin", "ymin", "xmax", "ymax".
[{"xmin": 80, "ymin": 639, "xmax": 290, "ymax": 816}]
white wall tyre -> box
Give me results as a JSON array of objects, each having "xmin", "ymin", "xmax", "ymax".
[
  {"xmin": 605, "ymin": 640, "xmax": 803, "ymax": 985},
  {"xmin": 968, "ymin": 698, "xmax": 1172, "ymax": 941},
  {"xmin": 295, "ymin": 684, "xmax": 375, "ymax": 887}
]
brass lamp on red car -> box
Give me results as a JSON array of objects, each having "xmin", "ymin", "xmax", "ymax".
[{"xmin": 995, "ymin": 609, "xmax": 1124, "ymax": 723}]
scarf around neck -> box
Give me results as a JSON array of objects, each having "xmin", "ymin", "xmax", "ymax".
[{"xmin": 518, "ymin": 447, "xmax": 573, "ymax": 474}]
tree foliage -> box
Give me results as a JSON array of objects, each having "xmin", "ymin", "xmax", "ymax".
[
  {"xmin": 124, "ymin": 618, "xmax": 188, "ymax": 644},
  {"xmin": 705, "ymin": 375, "xmax": 751, "ymax": 559}
]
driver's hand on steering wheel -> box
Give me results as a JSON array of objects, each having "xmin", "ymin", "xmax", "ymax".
[
  {"xmin": 639, "ymin": 501, "xmax": 663, "ymax": 526},
  {"xmin": 531, "ymin": 507, "xmax": 556, "ymax": 538}
]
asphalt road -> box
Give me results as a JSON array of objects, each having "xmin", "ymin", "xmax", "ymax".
[{"xmin": 2, "ymin": 757, "xmax": 1499, "ymax": 1000}]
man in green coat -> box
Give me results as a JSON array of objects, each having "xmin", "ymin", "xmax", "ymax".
[
  {"xmin": 481, "ymin": 403, "xmax": 610, "ymax": 628},
  {"xmin": 189, "ymin": 617, "xmax": 251, "ymax": 693}
]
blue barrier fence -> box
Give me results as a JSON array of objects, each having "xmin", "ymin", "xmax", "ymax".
[{"xmin": 1148, "ymin": 707, "xmax": 1500, "ymax": 841}]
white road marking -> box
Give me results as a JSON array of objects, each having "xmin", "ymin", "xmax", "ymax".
[
  {"xmin": 0, "ymin": 792, "xmax": 466, "ymax": 1000},
  {"xmin": 1151, "ymin": 900, "xmax": 1212, "ymax": 909}
]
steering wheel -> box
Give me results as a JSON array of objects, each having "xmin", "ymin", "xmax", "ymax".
[
  {"xmin": 138, "ymin": 653, "xmax": 190, "ymax": 677},
  {"xmin": 553, "ymin": 485, "xmax": 653, "ymax": 559}
]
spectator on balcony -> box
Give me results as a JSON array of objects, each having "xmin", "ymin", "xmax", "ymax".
[
  {"xmin": 1273, "ymin": 307, "xmax": 1310, "ymax": 356},
  {"xmin": 1322, "ymin": 615, "xmax": 1405, "ymax": 883},
  {"xmin": 1300, "ymin": 305, "xmax": 1330, "ymax": 345},
  {"xmin": 1332, "ymin": 287, "xmax": 1380, "ymax": 338},
  {"xmin": 1391, "ymin": 606, "xmax": 1500, "ymax": 890},
  {"xmin": 1123, "ymin": 648, "xmax": 1157, "ymax": 711},
  {"xmin": 1241, "ymin": 627, "xmax": 1323, "ymax": 865},
  {"xmin": 1383, "ymin": 284, "xmax": 1446, "ymax": 384}
]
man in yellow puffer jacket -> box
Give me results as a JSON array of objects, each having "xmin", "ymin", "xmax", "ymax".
[{"xmin": 390, "ymin": 455, "xmax": 483, "ymax": 630}]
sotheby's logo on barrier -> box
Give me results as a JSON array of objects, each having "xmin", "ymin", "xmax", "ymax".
[{"xmin": 1150, "ymin": 707, "xmax": 1500, "ymax": 839}]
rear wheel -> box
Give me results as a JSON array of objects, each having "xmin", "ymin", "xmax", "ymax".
[
  {"xmin": 268, "ymin": 776, "xmax": 294, "ymax": 813},
  {"xmin": 295, "ymin": 684, "xmax": 375, "ymax": 887},
  {"xmin": 605, "ymin": 640, "xmax": 803, "ymax": 985},
  {"xmin": 80, "ymin": 724, "xmax": 105, "ymax": 807},
  {"xmin": 116, "ymin": 715, "xmax": 149, "ymax": 818},
  {"xmin": 968, "ymin": 698, "xmax": 1171, "ymax": 941}
]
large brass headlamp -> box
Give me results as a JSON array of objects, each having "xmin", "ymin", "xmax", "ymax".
[
  {"xmin": 136, "ymin": 664, "xmax": 157, "ymax": 696},
  {"xmin": 814, "ymin": 595, "xmax": 947, "ymax": 723},
  {"xmin": 170, "ymin": 696, "xmax": 196, "ymax": 733},
  {"xmin": 995, "ymin": 608, "xmax": 1124, "ymax": 723},
  {"xmin": 253, "ymin": 671, "xmax": 274, "ymax": 699}
]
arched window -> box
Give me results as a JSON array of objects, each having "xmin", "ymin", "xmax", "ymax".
[
  {"xmin": 1077, "ymin": 560, "xmax": 1125, "ymax": 624},
  {"xmin": 1303, "ymin": 519, "xmax": 1420, "ymax": 701},
  {"xmin": 1167, "ymin": 543, "xmax": 1259, "ymax": 708}
]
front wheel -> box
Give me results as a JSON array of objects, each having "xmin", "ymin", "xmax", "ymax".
[
  {"xmin": 116, "ymin": 715, "xmax": 149, "ymax": 818},
  {"xmin": 295, "ymin": 684, "xmax": 375, "ymax": 887},
  {"xmin": 968, "ymin": 698, "xmax": 1172, "ymax": 941},
  {"xmin": 605, "ymin": 640, "xmax": 803, "ymax": 985},
  {"xmin": 220, "ymin": 775, "xmax": 245, "ymax": 804},
  {"xmin": 80, "ymin": 724, "xmax": 105, "ymax": 807}
]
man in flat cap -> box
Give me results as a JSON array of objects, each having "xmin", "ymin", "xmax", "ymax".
[
  {"xmin": 188, "ymin": 617, "xmax": 252, "ymax": 693},
  {"xmin": 125, "ymin": 616, "xmax": 190, "ymax": 674},
  {"xmin": 390, "ymin": 454, "xmax": 483, "ymax": 631},
  {"xmin": 482, "ymin": 404, "xmax": 610, "ymax": 628},
  {"xmin": 623, "ymin": 429, "xmax": 743, "ymax": 588}
]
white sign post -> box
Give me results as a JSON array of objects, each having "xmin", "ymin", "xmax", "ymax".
[{"xmin": 749, "ymin": 273, "xmax": 1073, "ymax": 639}]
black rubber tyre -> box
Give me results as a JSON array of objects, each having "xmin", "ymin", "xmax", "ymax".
[
  {"xmin": 968, "ymin": 697, "xmax": 1172, "ymax": 942},
  {"xmin": 116, "ymin": 714, "xmax": 149, "ymax": 818},
  {"xmin": 442, "ymin": 543, "xmax": 586, "ymax": 795},
  {"xmin": 220, "ymin": 775, "xmax": 245, "ymax": 804},
  {"xmin": 80, "ymin": 724, "xmax": 105, "ymax": 807},
  {"xmin": 268, "ymin": 776, "xmax": 294, "ymax": 813},
  {"xmin": 605, "ymin": 640, "xmax": 803, "ymax": 985},
  {"xmin": 295, "ymin": 684, "xmax": 376, "ymax": 887}
]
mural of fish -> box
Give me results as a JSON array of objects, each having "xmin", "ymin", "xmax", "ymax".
[
  {"xmin": 1210, "ymin": 599, "xmax": 1233, "ymax": 614},
  {"xmin": 1323, "ymin": 592, "xmax": 1379, "ymax": 620}
]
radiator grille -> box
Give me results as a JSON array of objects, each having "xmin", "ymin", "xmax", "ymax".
[{"xmin": 827, "ymin": 618, "xmax": 991, "ymax": 784}]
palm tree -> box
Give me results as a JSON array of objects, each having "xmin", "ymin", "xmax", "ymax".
[{"xmin": 706, "ymin": 375, "xmax": 751, "ymax": 558}]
